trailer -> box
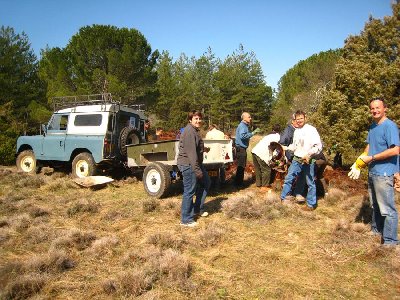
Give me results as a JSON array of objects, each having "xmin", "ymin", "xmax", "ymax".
[{"xmin": 126, "ymin": 139, "xmax": 233, "ymax": 198}]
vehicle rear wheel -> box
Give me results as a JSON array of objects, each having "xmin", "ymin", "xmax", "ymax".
[
  {"xmin": 119, "ymin": 127, "xmax": 140, "ymax": 157},
  {"xmin": 16, "ymin": 150, "xmax": 38, "ymax": 174},
  {"xmin": 72, "ymin": 152, "xmax": 97, "ymax": 178},
  {"xmin": 143, "ymin": 162, "xmax": 171, "ymax": 198}
]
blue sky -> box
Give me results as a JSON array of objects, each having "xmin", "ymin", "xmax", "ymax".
[{"xmin": 1, "ymin": 0, "xmax": 393, "ymax": 90}]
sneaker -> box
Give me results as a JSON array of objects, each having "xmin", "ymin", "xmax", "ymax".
[
  {"xmin": 381, "ymin": 243, "xmax": 399, "ymax": 249},
  {"xmin": 200, "ymin": 212, "xmax": 209, "ymax": 217},
  {"xmin": 260, "ymin": 186, "xmax": 272, "ymax": 193},
  {"xmin": 281, "ymin": 199, "xmax": 292, "ymax": 206},
  {"xmin": 180, "ymin": 221, "xmax": 198, "ymax": 227},
  {"xmin": 295, "ymin": 194, "xmax": 306, "ymax": 203},
  {"xmin": 367, "ymin": 230, "xmax": 381, "ymax": 237},
  {"xmin": 301, "ymin": 205, "xmax": 315, "ymax": 211},
  {"xmin": 284, "ymin": 195, "xmax": 295, "ymax": 201}
]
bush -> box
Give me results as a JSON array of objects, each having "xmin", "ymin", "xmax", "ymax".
[{"xmin": 0, "ymin": 133, "xmax": 17, "ymax": 165}]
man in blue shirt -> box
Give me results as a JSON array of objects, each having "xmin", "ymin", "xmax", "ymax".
[
  {"xmin": 234, "ymin": 112, "xmax": 260, "ymax": 187},
  {"xmin": 348, "ymin": 97, "xmax": 399, "ymax": 245}
]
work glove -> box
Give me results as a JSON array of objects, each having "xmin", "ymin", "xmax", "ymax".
[
  {"xmin": 347, "ymin": 152, "xmax": 367, "ymax": 180},
  {"xmin": 348, "ymin": 163, "xmax": 361, "ymax": 179},
  {"xmin": 252, "ymin": 128, "xmax": 261, "ymax": 135}
]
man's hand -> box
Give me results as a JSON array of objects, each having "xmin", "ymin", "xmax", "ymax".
[
  {"xmin": 195, "ymin": 170, "xmax": 203, "ymax": 180},
  {"xmin": 204, "ymin": 146, "xmax": 210, "ymax": 153},
  {"xmin": 252, "ymin": 128, "xmax": 261, "ymax": 135},
  {"xmin": 302, "ymin": 155, "xmax": 311, "ymax": 164},
  {"xmin": 348, "ymin": 163, "xmax": 361, "ymax": 180}
]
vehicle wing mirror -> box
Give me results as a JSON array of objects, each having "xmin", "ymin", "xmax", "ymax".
[{"xmin": 41, "ymin": 124, "xmax": 47, "ymax": 135}]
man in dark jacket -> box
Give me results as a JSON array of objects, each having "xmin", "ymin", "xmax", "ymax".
[
  {"xmin": 279, "ymin": 114, "xmax": 297, "ymax": 162},
  {"xmin": 177, "ymin": 110, "xmax": 210, "ymax": 227}
]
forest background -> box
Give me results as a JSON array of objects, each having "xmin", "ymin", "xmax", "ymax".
[{"xmin": 0, "ymin": 2, "xmax": 399, "ymax": 166}]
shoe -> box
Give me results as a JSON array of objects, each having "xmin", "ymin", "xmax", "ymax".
[
  {"xmin": 200, "ymin": 212, "xmax": 209, "ymax": 217},
  {"xmin": 367, "ymin": 230, "xmax": 381, "ymax": 237},
  {"xmin": 284, "ymin": 195, "xmax": 295, "ymax": 201},
  {"xmin": 381, "ymin": 243, "xmax": 399, "ymax": 249},
  {"xmin": 260, "ymin": 186, "xmax": 272, "ymax": 193},
  {"xmin": 301, "ymin": 205, "xmax": 315, "ymax": 211},
  {"xmin": 295, "ymin": 194, "xmax": 306, "ymax": 203},
  {"xmin": 281, "ymin": 200, "xmax": 291, "ymax": 206},
  {"xmin": 180, "ymin": 221, "xmax": 198, "ymax": 227}
]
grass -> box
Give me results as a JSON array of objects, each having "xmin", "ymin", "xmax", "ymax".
[{"xmin": 0, "ymin": 166, "xmax": 399, "ymax": 299}]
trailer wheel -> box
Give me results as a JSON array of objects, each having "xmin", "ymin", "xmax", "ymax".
[
  {"xmin": 16, "ymin": 150, "xmax": 39, "ymax": 174},
  {"xmin": 72, "ymin": 152, "xmax": 97, "ymax": 178},
  {"xmin": 143, "ymin": 162, "xmax": 171, "ymax": 198},
  {"xmin": 119, "ymin": 127, "xmax": 140, "ymax": 157}
]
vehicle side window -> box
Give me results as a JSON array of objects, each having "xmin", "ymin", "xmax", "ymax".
[
  {"xmin": 119, "ymin": 114, "xmax": 138, "ymax": 129},
  {"xmin": 74, "ymin": 114, "xmax": 102, "ymax": 126},
  {"xmin": 48, "ymin": 114, "xmax": 69, "ymax": 131}
]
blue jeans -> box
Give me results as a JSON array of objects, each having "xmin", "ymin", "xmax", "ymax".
[
  {"xmin": 368, "ymin": 174, "xmax": 398, "ymax": 245},
  {"xmin": 293, "ymin": 169, "xmax": 306, "ymax": 196},
  {"xmin": 178, "ymin": 164, "xmax": 210, "ymax": 224},
  {"xmin": 280, "ymin": 160, "xmax": 316, "ymax": 207}
]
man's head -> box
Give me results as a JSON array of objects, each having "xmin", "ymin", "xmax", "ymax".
[
  {"xmin": 144, "ymin": 119, "xmax": 150, "ymax": 130},
  {"xmin": 369, "ymin": 97, "xmax": 387, "ymax": 123},
  {"xmin": 294, "ymin": 110, "xmax": 306, "ymax": 128},
  {"xmin": 188, "ymin": 110, "xmax": 203, "ymax": 128},
  {"xmin": 241, "ymin": 112, "xmax": 252, "ymax": 124},
  {"xmin": 272, "ymin": 124, "xmax": 281, "ymax": 133},
  {"xmin": 208, "ymin": 124, "xmax": 218, "ymax": 131}
]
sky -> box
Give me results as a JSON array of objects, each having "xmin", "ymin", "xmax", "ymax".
[{"xmin": 0, "ymin": 0, "xmax": 394, "ymax": 90}]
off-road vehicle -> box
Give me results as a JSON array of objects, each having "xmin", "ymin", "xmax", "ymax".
[{"xmin": 16, "ymin": 93, "xmax": 147, "ymax": 177}]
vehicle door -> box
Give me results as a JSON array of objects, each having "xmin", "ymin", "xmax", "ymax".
[{"xmin": 41, "ymin": 113, "xmax": 69, "ymax": 160}]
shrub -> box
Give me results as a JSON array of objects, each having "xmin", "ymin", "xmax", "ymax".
[
  {"xmin": 67, "ymin": 199, "xmax": 100, "ymax": 216},
  {"xmin": 142, "ymin": 198, "xmax": 160, "ymax": 213},
  {"xmin": 198, "ymin": 222, "xmax": 226, "ymax": 247},
  {"xmin": 2, "ymin": 273, "xmax": 47, "ymax": 300},
  {"xmin": 25, "ymin": 249, "xmax": 75, "ymax": 273},
  {"xmin": 146, "ymin": 231, "xmax": 185, "ymax": 250}
]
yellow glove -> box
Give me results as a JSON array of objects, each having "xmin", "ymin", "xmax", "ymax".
[
  {"xmin": 348, "ymin": 152, "xmax": 367, "ymax": 180},
  {"xmin": 355, "ymin": 152, "xmax": 368, "ymax": 169}
]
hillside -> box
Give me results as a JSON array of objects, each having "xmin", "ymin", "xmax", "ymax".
[{"xmin": 0, "ymin": 164, "xmax": 399, "ymax": 299}]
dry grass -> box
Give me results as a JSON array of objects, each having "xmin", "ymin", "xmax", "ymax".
[{"xmin": 0, "ymin": 166, "xmax": 399, "ymax": 299}]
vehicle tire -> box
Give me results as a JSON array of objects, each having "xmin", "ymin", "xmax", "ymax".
[
  {"xmin": 72, "ymin": 152, "xmax": 97, "ymax": 178},
  {"xmin": 16, "ymin": 150, "xmax": 39, "ymax": 174},
  {"xmin": 119, "ymin": 127, "xmax": 140, "ymax": 157},
  {"xmin": 143, "ymin": 162, "xmax": 171, "ymax": 198}
]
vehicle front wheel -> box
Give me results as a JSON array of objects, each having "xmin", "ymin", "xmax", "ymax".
[
  {"xmin": 72, "ymin": 152, "xmax": 97, "ymax": 178},
  {"xmin": 143, "ymin": 162, "xmax": 171, "ymax": 198},
  {"xmin": 16, "ymin": 150, "xmax": 38, "ymax": 174}
]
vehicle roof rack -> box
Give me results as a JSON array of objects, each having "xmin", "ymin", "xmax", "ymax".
[
  {"xmin": 127, "ymin": 104, "xmax": 145, "ymax": 111},
  {"xmin": 53, "ymin": 93, "xmax": 117, "ymax": 111}
]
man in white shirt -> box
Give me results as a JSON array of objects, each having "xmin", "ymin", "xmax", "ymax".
[
  {"xmin": 251, "ymin": 124, "xmax": 281, "ymax": 190},
  {"xmin": 280, "ymin": 110, "xmax": 322, "ymax": 210}
]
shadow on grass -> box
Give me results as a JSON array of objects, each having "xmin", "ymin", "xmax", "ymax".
[
  {"xmin": 204, "ymin": 197, "xmax": 228, "ymax": 216},
  {"xmin": 354, "ymin": 195, "xmax": 372, "ymax": 224}
]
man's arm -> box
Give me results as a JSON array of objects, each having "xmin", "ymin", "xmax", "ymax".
[
  {"xmin": 238, "ymin": 124, "xmax": 253, "ymax": 140},
  {"xmin": 361, "ymin": 145, "xmax": 399, "ymax": 164}
]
